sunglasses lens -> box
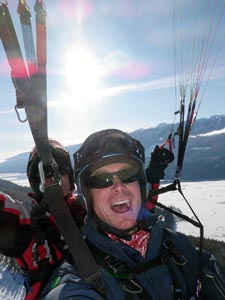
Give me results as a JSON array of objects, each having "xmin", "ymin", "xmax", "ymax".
[
  {"xmin": 86, "ymin": 173, "xmax": 113, "ymax": 189},
  {"xmin": 86, "ymin": 167, "xmax": 139, "ymax": 189}
]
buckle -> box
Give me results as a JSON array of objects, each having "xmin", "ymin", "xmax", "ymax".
[
  {"xmin": 104, "ymin": 256, "xmax": 132, "ymax": 280},
  {"xmin": 122, "ymin": 279, "xmax": 143, "ymax": 294},
  {"xmin": 103, "ymin": 256, "xmax": 144, "ymax": 294}
]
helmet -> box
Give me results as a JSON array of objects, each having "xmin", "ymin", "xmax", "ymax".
[
  {"xmin": 74, "ymin": 129, "xmax": 146, "ymax": 214},
  {"xmin": 27, "ymin": 139, "xmax": 75, "ymax": 198}
]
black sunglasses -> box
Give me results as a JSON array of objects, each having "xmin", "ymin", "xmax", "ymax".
[{"xmin": 86, "ymin": 167, "xmax": 140, "ymax": 189}]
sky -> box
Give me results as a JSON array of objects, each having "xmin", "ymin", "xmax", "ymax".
[{"xmin": 0, "ymin": 0, "xmax": 225, "ymax": 161}]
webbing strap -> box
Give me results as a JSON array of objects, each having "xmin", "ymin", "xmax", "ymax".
[
  {"xmin": 17, "ymin": 0, "xmax": 50, "ymax": 164},
  {"xmin": 148, "ymin": 179, "xmax": 204, "ymax": 266},
  {"xmin": 1, "ymin": 2, "xmax": 104, "ymax": 293},
  {"xmin": 44, "ymin": 183, "xmax": 104, "ymax": 293},
  {"xmin": 148, "ymin": 180, "xmax": 203, "ymax": 229},
  {"xmin": 34, "ymin": 0, "xmax": 47, "ymax": 103},
  {"xmin": 34, "ymin": 0, "xmax": 47, "ymax": 68},
  {"xmin": 148, "ymin": 180, "xmax": 177, "ymax": 198},
  {"xmin": 0, "ymin": 2, "xmax": 30, "ymax": 109},
  {"xmin": 175, "ymin": 97, "xmax": 196, "ymax": 180},
  {"xmin": 18, "ymin": 0, "xmax": 37, "ymax": 73}
]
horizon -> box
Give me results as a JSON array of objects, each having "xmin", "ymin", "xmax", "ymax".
[
  {"xmin": 0, "ymin": 112, "xmax": 225, "ymax": 162},
  {"xmin": 0, "ymin": 173, "xmax": 224, "ymax": 242},
  {"xmin": 0, "ymin": 113, "xmax": 224, "ymax": 162}
]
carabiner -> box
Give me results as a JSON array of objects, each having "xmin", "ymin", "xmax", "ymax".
[{"xmin": 15, "ymin": 105, "xmax": 27, "ymax": 123}]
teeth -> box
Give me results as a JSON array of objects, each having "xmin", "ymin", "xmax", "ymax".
[{"xmin": 112, "ymin": 199, "xmax": 130, "ymax": 207}]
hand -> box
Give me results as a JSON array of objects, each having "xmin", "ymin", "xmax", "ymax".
[
  {"xmin": 146, "ymin": 145, "xmax": 174, "ymax": 183},
  {"xmin": 65, "ymin": 194, "xmax": 86, "ymax": 228},
  {"xmin": 0, "ymin": 193, "xmax": 32, "ymax": 257}
]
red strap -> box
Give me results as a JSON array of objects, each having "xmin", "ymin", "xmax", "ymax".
[
  {"xmin": 145, "ymin": 183, "xmax": 160, "ymax": 210},
  {"xmin": 160, "ymin": 132, "xmax": 173, "ymax": 152},
  {"xmin": 24, "ymin": 281, "xmax": 41, "ymax": 300}
]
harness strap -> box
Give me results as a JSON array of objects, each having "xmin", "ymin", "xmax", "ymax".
[
  {"xmin": 44, "ymin": 183, "xmax": 105, "ymax": 294},
  {"xmin": 89, "ymin": 225, "xmax": 201, "ymax": 300},
  {"xmin": 34, "ymin": 0, "xmax": 47, "ymax": 69},
  {"xmin": 100, "ymin": 249, "xmax": 162, "ymax": 281},
  {"xmin": 147, "ymin": 179, "xmax": 204, "ymax": 231},
  {"xmin": 1, "ymin": 3, "xmax": 104, "ymax": 294},
  {"xmin": 147, "ymin": 180, "xmax": 177, "ymax": 198},
  {"xmin": 0, "ymin": 2, "xmax": 30, "ymax": 109},
  {"xmin": 160, "ymin": 132, "xmax": 174, "ymax": 152},
  {"xmin": 17, "ymin": 0, "xmax": 37, "ymax": 74},
  {"xmin": 34, "ymin": 0, "xmax": 47, "ymax": 106},
  {"xmin": 161, "ymin": 234, "xmax": 187, "ymax": 300}
]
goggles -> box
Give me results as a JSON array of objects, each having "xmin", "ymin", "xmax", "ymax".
[{"xmin": 86, "ymin": 167, "xmax": 140, "ymax": 189}]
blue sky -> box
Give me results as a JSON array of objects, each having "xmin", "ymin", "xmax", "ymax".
[{"xmin": 0, "ymin": 0, "xmax": 225, "ymax": 161}]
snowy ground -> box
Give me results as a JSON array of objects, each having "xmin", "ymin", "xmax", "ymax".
[
  {"xmin": 159, "ymin": 180, "xmax": 225, "ymax": 242},
  {"xmin": 0, "ymin": 173, "xmax": 29, "ymax": 187},
  {"xmin": 0, "ymin": 178, "xmax": 224, "ymax": 298},
  {"xmin": 0, "ymin": 256, "xmax": 26, "ymax": 300}
]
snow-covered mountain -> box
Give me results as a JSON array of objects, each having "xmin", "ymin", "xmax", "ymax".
[
  {"xmin": 0, "ymin": 114, "xmax": 225, "ymax": 181},
  {"xmin": 131, "ymin": 114, "xmax": 225, "ymax": 181}
]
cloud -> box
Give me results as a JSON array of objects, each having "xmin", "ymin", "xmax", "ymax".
[
  {"xmin": 0, "ymin": 109, "xmax": 14, "ymax": 115},
  {"xmin": 103, "ymin": 50, "xmax": 152, "ymax": 80},
  {"xmin": 99, "ymin": 53, "xmax": 225, "ymax": 98},
  {"xmin": 190, "ymin": 127, "xmax": 225, "ymax": 138},
  {"xmin": 51, "ymin": 62, "xmax": 225, "ymax": 108},
  {"xmin": 98, "ymin": 75, "xmax": 175, "ymax": 99}
]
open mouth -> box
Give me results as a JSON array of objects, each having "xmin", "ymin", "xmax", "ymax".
[{"xmin": 111, "ymin": 199, "xmax": 131, "ymax": 213}]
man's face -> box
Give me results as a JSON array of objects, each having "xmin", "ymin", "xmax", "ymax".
[
  {"xmin": 45, "ymin": 174, "xmax": 71, "ymax": 197},
  {"xmin": 89, "ymin": 162, "xmax": 142, "ymax": 231}
]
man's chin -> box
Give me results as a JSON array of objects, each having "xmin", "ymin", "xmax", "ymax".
[{"xmin": 113, "ymin": 220, "xmax": 137, "ymax": 232}]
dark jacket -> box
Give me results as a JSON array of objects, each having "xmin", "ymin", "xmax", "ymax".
[
  {"xmin": 0, "ymin": 191, "xmax": 85, "ymax": 300},
  {"xmin": 39, "ymin": 212, "xmax": 206, "ymax": 300}
]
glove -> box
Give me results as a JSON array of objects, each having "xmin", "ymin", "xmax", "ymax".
[
  {"xmin": 65, "ymin": 193, "xmax": 86, "ymax": 228},
  {"xmin": 0, "ymin": 193, "xmax": 32, "ymax": 257},
  {"xmin": 29, "ymin": 200, "xmax": 75, "ymax": 265},
  {"xmin": 146, "ymin": 145, "xmax": 174, "ymax": 183},
  {"xmin": 30, "ymin": 202, "xmax": 50, "ymax": 244}
]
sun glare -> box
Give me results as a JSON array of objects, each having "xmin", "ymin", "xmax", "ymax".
[{"xmin": 61, "ymin": 47, "xmax": 102, "ymax": 108}]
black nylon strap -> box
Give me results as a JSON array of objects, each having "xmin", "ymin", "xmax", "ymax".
[
  {"xmin": 1, "ymin": 2, "xmax": 104, "ymax": 294},
  {"xmin": 147, "ymin": 180, "xmax": 177, "ymax": 198},
  {"xmin": 130, "ymin": 257, "xmax": 163, "ymax": 275},
  {"xmin": 18, "ymin": 0, "xmax": 36, "ymax": 72},
  {"xmin": 0, "ymin": 2, "xmax": 30, "ymax": 109},
  {"xmin": 44, "ymin": 183, "xmax": 104, "ymax": 293}
]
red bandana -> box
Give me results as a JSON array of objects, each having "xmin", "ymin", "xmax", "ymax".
[{"xmin": 107, "ymin": 229, "xmax": 150, "ymax": 257}]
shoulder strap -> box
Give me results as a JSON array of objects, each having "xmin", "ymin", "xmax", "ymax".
[
  {"xmin": 0, "ymin": 2, "xmax": 104, "ymax": 294},
  {"xmin": 89, "ymin": 228, "xmax": 200, "ymax": 300}
]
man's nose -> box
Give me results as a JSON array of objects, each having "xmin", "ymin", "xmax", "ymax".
[{"xmin": 112, "ymin": 175, "xmax": 125, "ymax": 190}]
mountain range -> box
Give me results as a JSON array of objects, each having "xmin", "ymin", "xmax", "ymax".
[{"xmin": 0, "ymin": 114, "xmax": 225, "ymax": 182}]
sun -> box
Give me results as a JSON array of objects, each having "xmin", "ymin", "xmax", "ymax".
[{"xmin": 60, "ymin": 46, "xmax": 103, "ymax": 108}]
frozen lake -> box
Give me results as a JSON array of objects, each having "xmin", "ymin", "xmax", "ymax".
[
  {"xmin": 0, "ymin": 173, "xmax": 29, "ymax": 187},
  {"xmin": 159, "ymin": 180, "xmax": 225, "ymax": 242}
]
